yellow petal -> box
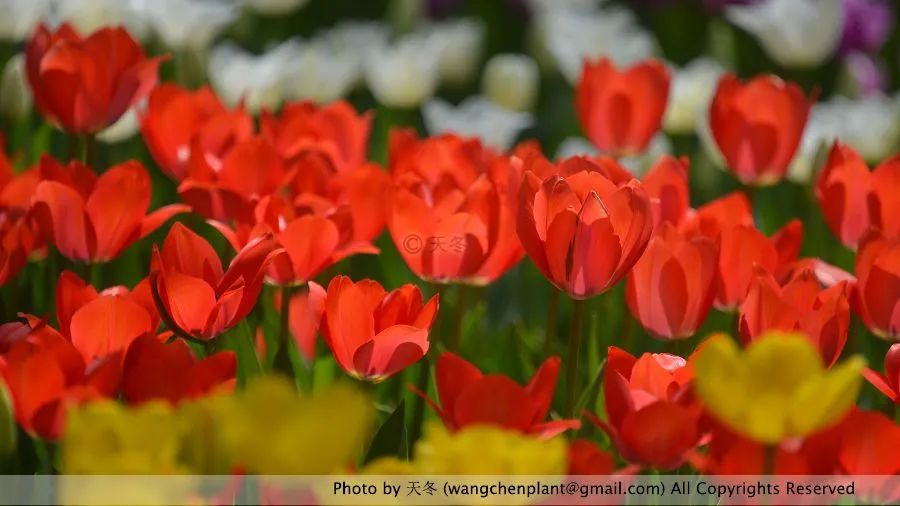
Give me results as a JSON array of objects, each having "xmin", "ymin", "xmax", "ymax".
[
  {"xmin": 693, "ymin": 334, "xmax": 751, "ymax": 432},
  {"xmin": 790, "ymin": 355, "xmax": 865, "ymax": 436}
]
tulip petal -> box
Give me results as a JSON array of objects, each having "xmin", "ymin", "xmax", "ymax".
[
  {"xmin": 353, "ymin": 324, "xmax": 428, "ymax": 380},
  {"xmin": 69, "ymin": 296, "xmax": 152, "ymax": 363}
]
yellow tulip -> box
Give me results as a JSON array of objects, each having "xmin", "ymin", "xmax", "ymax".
[{"xmin": 693, "ymin": 332, "xmax": 865, "ymax": 444}]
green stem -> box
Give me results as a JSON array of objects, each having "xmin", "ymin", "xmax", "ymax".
[
  {"xmin": 80, "ymin": 134, "xmax": 96, "ymax": 168},
  {"xmin": 544, "ymin": 288, "xmax": 560, "ymax": 356},
  {"xmin": 408, "ymin": 358, "xmax": 430, "ymax": 454},
  {"xmin": 273, "ymin": 285, "xmax": 296, "ymax": 380},
  {"xmin": 564, "ymin": 298, "xmax": 586, "ymax": 418},
  {"xmin": 448, "ymin": 285, "xmax": 468, "ymax": 351}
]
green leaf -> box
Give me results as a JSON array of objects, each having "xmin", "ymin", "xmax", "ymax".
[
  {"xmin": 0, "ymin": 383, "xmax": 15, "ymax": 462},
  {"xmin": 574, "ymin": 358, "xmax": 606, "ymax": 418},
  {"xmin": 219, "ymin": 320, "xmax": 261, "ymax": 386},
  {"xmin": 364, "ymin": 400, "xmax": 408, "ymax": 464}
]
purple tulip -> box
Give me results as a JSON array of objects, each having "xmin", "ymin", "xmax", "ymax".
[{"xmin": 840, "ymin": 0, "xmax": 894, "ymax": 54}]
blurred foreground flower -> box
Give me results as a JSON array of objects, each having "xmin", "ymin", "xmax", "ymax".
[{"xmin": 693, "ymin": 332, "xmax": 865, "ymax": 444}]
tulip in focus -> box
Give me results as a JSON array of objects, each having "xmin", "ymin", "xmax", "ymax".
[
  {"xmin": 576, "ymin": 58, "xmax": 670, "ymax": 156},
  {"xmin": 320, "ymin": 276, "xmax": 438, "ymax": 382},
  {"xmin": 815, "ymin": 141, "xmax": 900, "ymax": 250},
  {"xmin": 854, "ymin": 230, "xmax": 900, "ymax": 339},
  {"xmin": 709, "ymin": 74, "xmax": 812, "ymax": 186},
  {"xmin": 411, "ymin": 352, "xmax": 580, "ymax": 438},
  {"xmin": 693, "ymin": 332, "xmax": 865, "ymax": 444},
  {"xmin": 151, "ymin": 223, "xmax": 281, "ymax": 340},
  {"xmin": 25, "ymin": 23, "xmax": 166, "ymax": 134}
]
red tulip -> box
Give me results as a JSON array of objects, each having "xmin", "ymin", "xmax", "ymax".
[
  {"xmin": 815, "ymin": 142, "xmax": 900, "ymax": 249},
  {"xmin": 151, "ymin": 222, "xmax": 281, "ymax": 340},
  {"xmin": 275, "ymin": 282, "xmax": 326, "ymax": 362},
  {"xmin": 411, "ymin": 352, "xmax": 580, "ymax": 438},
  {"xmin": 777, "ymin": 257, "xmax": 855, "ymax": 288},
  {"xmin": 587, "ymin": 346, "xmax": 700, "ymax": 470},
  {"xmin": 576, "ymin": 58, "xmax": 670, "ymax": 156},
  {"xmin": 641, "ymin": 155, "xmax": 691, "ymax": 229},
  {"xmin": 517, "ymin": 156, "xmax": 653, "ymax": 299},
  {"xmin": 626, "ymin": 223, "xmax": 718, "ymax": 340},
  {"xmin": 863, "ymin": 343, "xmax": 900, "ymax": 403},
  {"xmin": 709, "ymin": 74, "xmax": 811, "ymax": 186},
  {"xmin": 25, "ymin": 23, "xmax": 165, "ymax": 134},
  {"xmin": 321, "ymin": 276, "xmax": 438, "ymax": 382},
  {"xmin": 567, "ymin": 440, "xmax": 616, "ymax": 475},
  {"xmin": 0, "ymin": 321, "xmax": 119, "ymax": 439},
  {"xmin": 682, "ymin": 190, "xmax": 755, "ymax": 238},
  {"xmin": 55, "ymin": 270, "xmax": 158, "ymax": 364},
  {"xmin": 388, "ymin": 131, "xmax": 523, "ymax": 284},
  {"xmin": 739, "ymin": 266, "xmax": 851, "ymax": 366},
  {"xmin": 261, "ymin": 100, "xmax": 371, "ymax": 174},
  {"xmin": 121, "ymin": 334, "xmax": 236, "ymax": 405},
  {"xmin": 140, "ymin": 84, "xmax": 253, "ymax": 182},
  {"xmin": 854, "ymin": 230, "xmax": 900, "ymax": 339},
  {"xmin": 32, "ymin": 157, "xmax": 189, "ymax": 263}
]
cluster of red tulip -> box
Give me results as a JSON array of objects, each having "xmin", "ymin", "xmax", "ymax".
[{"xmin": 0, "ymin": 23, "xmax": 898, "ymax": 476}]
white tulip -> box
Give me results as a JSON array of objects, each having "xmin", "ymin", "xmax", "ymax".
[
  {"xmin": 0, "ymin": 54, "xmax": 32, "ymax": 121},
  {"xmin": 821, "ymin": 93, "xmax": 900, "ymax": 163},
  {"xmin": 481, "ymin": 53, "xmax": 539, "ymax": 112},
  {"xmin": 241, "ymin": 0, "xmax": 308, "ymax": 16},
  {"xmin": 420, "ymin": 18, "xmax": 485, "ymax": 87},
  {"xmin": 281, "ymin": 39, "xmax": 357, "ymax": 104},
  {"xmin": 363, "ymin": 33, "xmax": 442, "ymax": 109},
  {"xmin": 423, "ymin": 96, "xmax": 533, "ymax": 151},
  {"xmin": 555, "ymin": 137, "xmax": 598, "ymax": 160},
  {"xmin": 787, "ymin": 106, "xmax": 840, "ymax": 183},
  {"xmin": 539, "ymin": 5, "xmax": 658, "ymax": 84},
  {"xmin": 725, "ymin": 0, "xmax": 843, "ymax": 69},
  {"xmin": 53, "ymin": 0, "xmax": 149, "ymax": 39},
  {"xmin": 129, "ymin": 0, "xmax": 238, "ymax": 51},
  {"xmin": 317, "ymin": 21, "xmax": 390, "ymax": 90},
  {"xmin": 663, "ymin": 58, "xmax": 724, "ymax": 135},
  {"xmin": 0, "ymin": 0, "xmax": 52, "ymax": 41},
  {"xmin": 208, "ymin": 41, "xmax": 292, "ymax": 113},
  {"xmin": 556, "ymin": 134, "xmax": 671, "ymax": 176},
  {"xmin": 97, "ymin": 108, "xmax": 139, "ymax": 144}
]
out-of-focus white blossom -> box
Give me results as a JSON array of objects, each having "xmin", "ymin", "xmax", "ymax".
[
  {"xmin": 317, "ymin": 21, "xmax": 390, "ymax": 90},
  {"xmin": 787, "ymin": 106, "xmax": 840, "ymax": 183},
  {"xmin": 482, "ymin": 53, "xmax": 539, "ymax": 112},
  {"xmin": 725, "ymin": 0, "xmax": 843, "ymax": 69},
  {"xmin": 129, "ymin": 0, "xmax": 237, "ymax": 51},
  {"xmin": 0, "ymin": 54, "xmax": 32, "ymax": 121},
  {"xmin": 420, "ymin": 18, "xmax": 485, "ymax": 87},
  {"xmin": 97, "ymin": 108, "xmax": 139, "ymax": 144},
  {"xmin": 423, "ymin": 96, "xmax": 533, "ymax": 151},
  {"xmin": 241, "ymin": 0, "xmax": 308, "ymax": 16},
  {"xmin": 663, "ymin": 58, "xmax": 725, "ymax": 135},
  {"xmin": 538, "ymin": 5, "xmax": 658, "ymax": 84},
  {"xmin": 281, "ymin": 39, "xmax": 357, "ymax": 104},
  {"xmin": 363, "ymin": 32, "xmax": 442, "ymax": 109},
  {"xmin": 208, "ymin": 41, "xmax": 293, "ymax": 113},
  {"xmin": 555, "ymin": 137, "xmax": 598, "ymax": 160},
  {"xmin": 819, "ymin": 93, "xmax": 900, "ymax": 163},
  {"xmin": 556, "ymin": 134, "xmax": 671, "ymax": 176},
  {"xmin": 53, "ymin": 0, "xmax": 149, "ymax": 39},
  {"xmin": 0, "ymin": 0, "xmax": 52, "ymax": 41}
]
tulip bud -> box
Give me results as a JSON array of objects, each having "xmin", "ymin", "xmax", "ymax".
[
  {"xmin": 482, "ymin": 53, "xmax": 539, "ymax": 112},
  {"xmin": 0, "ymin": 53, "xmax": 32, "ymax": 121}
]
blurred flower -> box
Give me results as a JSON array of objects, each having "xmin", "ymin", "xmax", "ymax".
[
  {"xmin": 663, "ymin": 58, "xmax": 724, "ymax": 135},
  {"xmin": 555, "ymin": 137, "xmax": 597, "ymax": 160},
  {"xmin": 53, "ymin": 0, "xmax": 149, "ymax": 38},
  {"xmin": 626, "ymin": 223, "xmax": 718, "ymax": 340},
  {"xmin": 709, "ymin": 74, "xmax": 811, "ymax": 186},
  {"xmin": 1, "ymin": 321, "xmax": 120, "ymax": 439},
  {"xmin": 140, "ymin": 83, "xmax": 253, "ymax": 182},
  {"xmin": 854, "ymin": 230, "xmax": 900, "ymax": 339},
  {"xmin": 0, "ymin": 0, "xmax": 52, "ymax": 41},
  {"xmin": 364, "ymin": 32, "xmax": 442, "ymax": 108},
  {"xmin": 55, "ymin": 270, "xmax": 158, "ymax": 364},
  {"xmin": 279, "ymin": 282, "xmax": 326, "ymax": 363},
  {"xmin": 32, "ymin": 157, "xmax": 188, "ymax": 263},
  {"xmin": 725, "ymin": 0, "xmax": 843, "ymax": 69},
  {"xmin": 482, "ymin": 53, "xmax": 539, "ymax": 112},
  {"xmin": 641, "ymin": 155, "xmax": 690, "ymax": 229},
  {"xmin": 414, "ymin": 422, "xmax": 568, "ymax": 474},
  {"xmin": 151, "ymin": 223, "xmax": 281, "ymax": 340},
  {"xmin": 693, "ymin": 332, "xmax": 864, "ymax": 444},
  {"xmin": 815, "ymin": 142, "xmax": 899, "ymax": 250},
  {"xmin": 62, "ymin": 400, "xmax": 185, "ymax": 473},
  {"xmin": 279, "ymin": 39, "xmax": 357, "ymax": 104},
  {"xmin": 25, "ymin": 23, "xmax": 165, "ymax": 134},
  {"xmin": 317, "ymin": 21, "xmax": 390, "ymax": 91},
  {"xmin": 122, "ymin": 334, "xmax": 236, "ymax": 405},
  {"xmin": 567, "ymin": 439, "xmax": 616, "ymax": 475},
  {"xmin": 739, "ymin": 266, "xmax": 851, "ymax": 366},
  {"xmin": 388, "ymin": 130, "xmax": 523, "ymax": 285},
  {"xmin": 421, "ymin": 18, "xmax": 485, "ymax": 86},
  {"xmin": 577, "ymin": 58, "xmax": 669, "ymax": 156},
  {"xmin": 842, "ymin": 52, "xmax": 887, "ymax": 97},
  {"xmin": 207, "ymin": 42, "xmax": 292, "ymax": 113},
  {"xmin": 864, "ymin": 343, "xmax": 899, "ymax": 403},
  {"xmin": 241, "ymin": 0, "xmax": 308, "ymax": 16},
  {"xmin": 538, "ymin": 5, "xmax": 658, "ymax": 85},
  {"xmin": 96, "ymin": 108, "xmax": 140, "ymax": 144},
  {"xmin": 411, "ymin": 352, "xmax": 580, "ymax": 438},
  {"xmin": 0, "ymin": 54, "xmax": 32, "ymax": 121},
  {"xmin": 839, "ymin": 0, "xmax": 893, "ymax": 55},
  {"xmin": 423, "ymin": 97, "xmax": 533, "ymax": 151},
  {"xmin": 517, "ymin": 154, "xmax": 653, "ymax": 299},
  {"xmin": 131, "ymin": 0, "xmax": 238, "ymax": 51},
  {"xmin": 320, "ymin": 275, "xmax": 437, "ymax": 382},
  {"xmin": 815, "ymin": 93, "xmax": 900, "ymax": 163},
  {"xmin": 0, "ymin": 380, "xmax": 13, "ymax": 459},
  {"xmin": 588, "ymin": 346, "xmax": 700, "ymax": 470}
]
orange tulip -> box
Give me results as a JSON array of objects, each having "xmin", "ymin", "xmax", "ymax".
[
  {"xmin": 576, "ymin": 58, "xmax": 670, "ymax": 155},
  {"xmin": 517, "ymin": 155, "xmax": 653, "ymax": 299},
  {"xmin": 320, "ymin": 275, "xmax": 438, "ymax": 382},
  {"xmin": 25, "ymin": 23, "xmax": 165, "ymax": 134},
  {"xmin": 815, "ymin": 141, "xmax": 900, "ymax": 249},
  {"xmin": 854, "ymin": 230, "xmax": 900, "ymax": 339},
  {"xmin": 709, "ymin": 74, "xmax": 811, "ymax": 186},
  {"xmin": 32, "ymin": 157, "xmax": 189, "ymax": 263},
  {"xmin": 626, "ymin": 223, "xmax": 718, "ymax": 340}
]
